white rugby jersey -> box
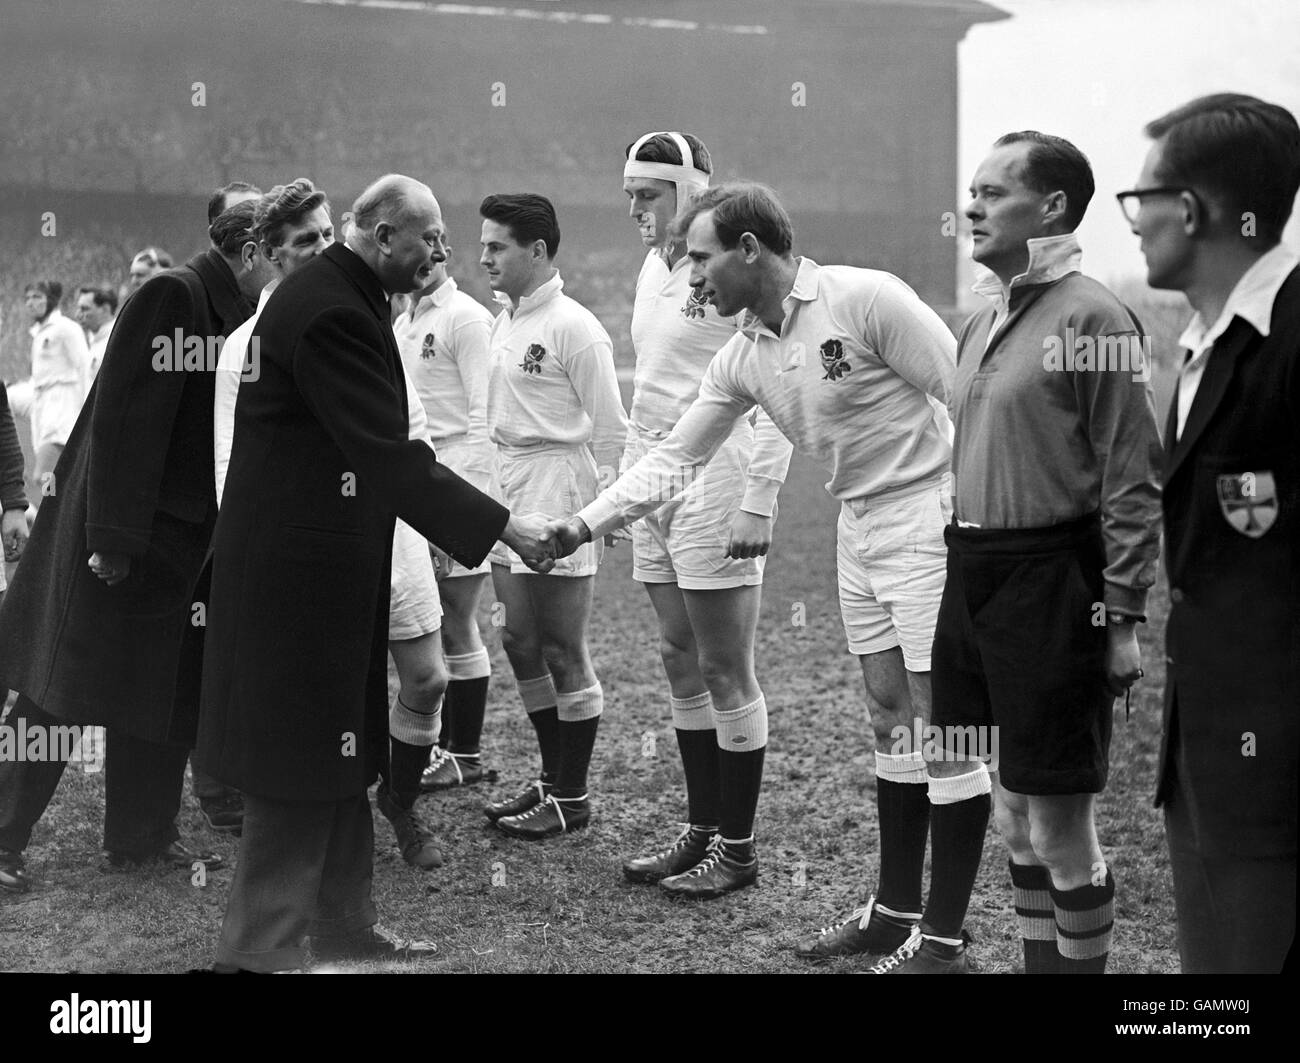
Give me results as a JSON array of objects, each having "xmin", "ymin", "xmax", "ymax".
[
  {"xmin": 29, "ymin": 309, "xmax": 90, "ymax": 392},
  {"xmin": 630, "ymin": 251, "xmax": 791, "ymax": 517},
  {"xmin": 394, "ymin": 277, "xmax": 494, "ymax": 446},
  {"xmin": 486, "ymin": 272, "xmax": 627, "ymax": 477},
  {"xmin": 579, "ymin": 258, "xmax": 955, "ymax": 536}
]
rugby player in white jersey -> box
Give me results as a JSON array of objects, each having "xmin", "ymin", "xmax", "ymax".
[
  {"xmin": 614, "ymin": 132, "xmax": 792, "ymax": 899},
  {"xmin": 214, "ymin": 180, "xmax": 447, "ymax": 870},
  {"xmin": 546, "ymin": 183, "xmax": 959, "ymax": 941},
  {"xmin": 478, "ymin": 193, "xmax": 628, "ymax": 840},
  {"xmin": 392, "ymin": 249, "xmax": 499, "ymax": 794}
]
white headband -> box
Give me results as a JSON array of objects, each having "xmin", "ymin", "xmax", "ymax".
[{"xmin": 624, "ymin": 131, "xmax": 710, "ymax": 215}]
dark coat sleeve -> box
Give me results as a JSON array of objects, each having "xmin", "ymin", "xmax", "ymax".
[
  {"xmin": 0, "ymin": 381, "xmax": 28, "ymax": 513},
  {"xmin": 293, "ymin": 303, "xmax": 509, "ymax": 566},
  {"xmin": 84, "ymin": 272, "xmax": 198, "ymax": 556}
]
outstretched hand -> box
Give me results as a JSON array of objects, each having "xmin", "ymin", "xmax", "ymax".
[
  {"xmin": 501, "ymin": 513, "xmax": 558, "ymax": 574},
  {"xmin": 540, "ymin": 517, "xmax": 590, "ymax": 561}
]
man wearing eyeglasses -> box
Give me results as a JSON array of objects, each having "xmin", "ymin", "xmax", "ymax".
[
  {"xmin": 868, "ymin": 132, "xmax": 1163, "ymax": 974},
  {"xmin": 1124, "ymin": 93, "xmax": 1299, "ymax": 974}
]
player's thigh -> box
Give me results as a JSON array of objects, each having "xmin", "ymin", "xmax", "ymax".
[
  {"xmin": 644, "ymin": 580, "xmax": 699, "ymax": 659},
  {"xmin": 439, "ymin": 571, "xmax": 489, "ymax": 627},
  {"xmin": 680, "ymin": 584, "xmax": 760, "ymax": 672},
  {"xmin": 527, "ymin": 573, "xmax": 595, "ymax": 653},
  {"xmin": 491, "ymin": 564, "xmax": 540, "ymax": 652}
]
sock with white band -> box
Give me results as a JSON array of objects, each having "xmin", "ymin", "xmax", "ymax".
[
  {"xmin": 874, "ymin": 749, "xmax": 930, "ymax": 915},
  {"xmin": 555, "ymin": 682, "xmax": 603, "ymax": 798},
  {"xmin": 921, "ymin": 764, "xmax": 992, "ymax": 940},
  {"xmin": 672, "ymin": 691, "xmax": 720, "ymax": 828},
  {"xmin": 517, "ymin": 674, "xmax": 559, "ymax": 782},
  {"xmin": 444, "ymin": 649, "xmax": 491, "ymax": 756},
  {"xmin": 386, "ymin": 694, "xmax": 441, "ymax": 807},
  {"xmin": 715, "ymin": 695, "xmax": 767, "ymax": 844}
]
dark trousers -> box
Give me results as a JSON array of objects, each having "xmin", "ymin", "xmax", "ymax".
[
  {"xmin": 1164, "ymin": 735, "xmax": 1296, "ymax": 973},
  {"xmin": 0, "ymin": 694, "xmax": 186, "ymax": 856},
  {"xmin": 189, "ymin": 755, "xmax": 238, "ymax": 802},
  {"xmin": 215, "ymin": 791, "xmax": 377, "ymax": 972}
]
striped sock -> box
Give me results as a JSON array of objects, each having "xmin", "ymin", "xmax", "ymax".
[
  {"xmin": 1009, "ymin": 860, "xmax": 1059, "ymax": 974},
  {"xmin": 1051, "ymin": 868, "xmax": 1115, "ymax": 974}
]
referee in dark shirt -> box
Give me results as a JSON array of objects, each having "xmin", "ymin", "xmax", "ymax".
[{"xmin": 871, "ymin": 132, "xmax": 1162, "ymax": 974}]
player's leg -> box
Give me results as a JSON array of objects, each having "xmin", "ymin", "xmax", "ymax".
[
  {"xmin": 422, "ymin": 570, "xmax": 492, "ymax": 791},
  {"xmin": 621, "ymin": 579, "xmax": 720, "ymax": 883},
  {"xmin": 383, "ymin": 632, "xmax": 447, "ymax": 869},
  {"xmin": 1026, "ymin": 791, "xmax": 1113, "ymax": 973},
  {"xmin": 497, "ymin": 573, "xmax": 598, "ymax": 839},
  {"xmin": 656, "ymin": 584, "xmax": 764, "ymax": 898},
  {"xmin": 484, "ymin": 564, "xmax": 559, "ymax": 823},
  {"xmin": 994, "ymin": 779, "xmax": 1059, "ymax": 973}
]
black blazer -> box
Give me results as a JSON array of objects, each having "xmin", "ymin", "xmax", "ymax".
[
  {"xmin": 0, "ymin": 249, "xmax": 247, "ymax": 742},
  {"xmin": 196, "ymin": 243, "xmax": 508, "ymax": 801},
  {"xmin": 1156, "ymin": 263, "xmax": 1300, "ymax": 860}
]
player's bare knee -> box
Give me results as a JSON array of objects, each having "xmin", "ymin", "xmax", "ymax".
[
  {"xmin": 696, "ymin": 652, "xmax": 752, "ymax": 707},
  {"xmin": 401, "ymin": 661, "xmax": 447, "ymax": 711}
]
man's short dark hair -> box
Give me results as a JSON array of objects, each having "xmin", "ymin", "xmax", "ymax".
[
  {"xmin": 625, "ymin": 132, "xmax": 713, "ymax": 175},
  {"xmin": 208, "ymin": 181, "xmax": 262, "ymax": 225},
  {"xmin": 209, "ymin": 199, "xmax": 258, "ymax": 257},
  {"xmin": 24, "ymin": 280, "xmax": 62, "ymax": 310},
  {"xmin": 78, "ymin": 285, "xmax": 118, "ymax": 314},
  {"xmin": 255, "ymin": 178, "xmax": 329, "ymax": 249},
  {"xmin": 671, "ymin": 181, "xmax": 794, "ymax": 255},
  {"xmin": 993, "ymin": 131, "xmax": 1095, "ymax": 230},
  {"xmin": 479, "ymin": 193, "xmax": 561, "ymax": 258},
  {"xmin": 1145, "ymin": 93, "xmax": 1300, "ymax": 245}
]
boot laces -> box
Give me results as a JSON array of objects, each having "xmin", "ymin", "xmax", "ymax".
[
  {"xmin": 869, "ymin": 926, "xmax": 925, "ymax": 974},
  {"xmin": 818, "ymin": 894, "xmax": 876, "ymax": 938}
]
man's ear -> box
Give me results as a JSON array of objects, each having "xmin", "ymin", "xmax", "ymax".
[
  {"xmin": 1180, "ymin": 190, "xmax": 1206, "ymax": 236},
  {"xmin": 739, "ymin": 232, "xmax": 762, "ymax": 263},
  {"xmin": 373, "ymin": 221, "xmax": 395, "ymax": 255},
  {"xmin": 240, "ymin": 240, "xmax": 259, "ymax": 274},
  {"xmin": 532, "ymin": 238, "xmax": 549, "ymax": 266},
  {"xmin": 1042, "ymin": 190, "xmax": 1069, "ymax": 229}
]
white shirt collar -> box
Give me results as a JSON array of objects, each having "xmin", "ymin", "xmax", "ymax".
[
  {"xmin": 1178, "ymin": 242, "xmax": 1300, "ymax": 355},
  {"xmin": 408, "ymin": 276, "xmax": 460, "ymax": 318},
  {"xmin": 494, "ymin": 271, "xmax": 564, "ymax": 316},
  {"xmin": 738, "ymin": 257, "xmax": 819, "ymax": 338},
  {"xmin": 91, "ymin": 317, "xmax": 115, "ymax": 343},
  {"xmin": 30, "ymin": 308, "xmax": 68, "ymax": 339},
  {"xmin": 972, "ymin": 233, "xmax": 1082, "ymax": 306}
]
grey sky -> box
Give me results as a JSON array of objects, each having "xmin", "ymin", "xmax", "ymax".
[{"xmin": 960, "ymin": 0, "xmax": 1300, "ymax": 285}]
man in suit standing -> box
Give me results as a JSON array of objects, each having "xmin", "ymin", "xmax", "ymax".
[
  {"xmin": 1125, "ymin": 93, "xmax": 1299, "ymax": 973},
  {"xmin": 0, "ymin": 198, "xmax": 273, "ymax": 894},
  {"xmin": 198, "ymin": 174, "xmax": 556, "ymax": 971}
]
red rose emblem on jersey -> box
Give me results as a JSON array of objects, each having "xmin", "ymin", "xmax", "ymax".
[
  {"xmin": 520, "ymin": 343, "xmax": 546, "ymax": 374},
  {"xmin": 820, "ymin": 338, "xmax": 850, "ymax": 381}
]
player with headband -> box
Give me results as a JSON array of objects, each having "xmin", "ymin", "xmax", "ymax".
[{"xmin": 615, "ymin": 132, "xmax": 792, "ymax": 899}]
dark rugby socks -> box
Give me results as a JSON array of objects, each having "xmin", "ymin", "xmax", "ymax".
[{"xmin": 1010, "ymin": 860, "xmax": 1060, "ymax": 974}]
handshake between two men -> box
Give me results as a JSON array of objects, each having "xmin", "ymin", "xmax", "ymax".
[{"xmin": 497, "ymin": 509, "xmax": 776, "ymax": 574}]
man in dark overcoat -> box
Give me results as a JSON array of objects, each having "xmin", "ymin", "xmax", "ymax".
[
  {"xmin": 0, "ymin": 200, "xmax": 273, "ymax": 893},
  {"xmin": 197, "ymin": 175, "xmax": 555, "ymax": 971},
  {"xmin": 1126, "ymin": 93, "xmax": 1299, "ymax": 972}
]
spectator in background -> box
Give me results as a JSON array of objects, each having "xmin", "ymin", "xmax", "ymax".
[
  {"xmin": 10, "ymin": 280, "xmax": 90, "ymax": 508},
  {"xmin": 74, "ymin": 285, "xmax": 117, "ymax": 379},
  {"xmin": 127, "ymin": 247, "xmax": 172, "ymax": 293}
]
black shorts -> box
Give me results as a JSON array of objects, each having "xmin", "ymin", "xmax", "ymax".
[{"xmin": 930, "ymin": 512, "xmax": 1113, "ymax": 795}]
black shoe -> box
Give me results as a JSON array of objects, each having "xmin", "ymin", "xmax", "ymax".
[
  {"xmin": 376, "ymin": 786, "xmax": 443, "ymax": 870},
  {"xmin": 200, "ymin": 793, "xmax": 244, "ymax": 835},
  {"xmin": 496, "ymin": 793, "xmax": 589, "ymax": 840},
  {"xmin": 420, "ymin": 749, "xmax": 485, "ymax": 792},
  {"xmin": 103, "ymin": 839, "xmax": 225, "ymax": 872},
  {"xmin": 623, "ymin": 825, "xmax": 716, "ymax": 884},
  {"xmin": 484, "ymin": 778, "xmax": 549, "ymax": 823},
  {"xmin": 794, "ymin": 893, "xmax": 917, "ymax": 961},
  {"xmin": 659, "ymin": 838, "xmax": 757, "ymax": 900},
  {"xmin": 0, "ymin": 848, "xmax": 30, "ymax": 894},
  {"xmin": 867, "ymin": 927, "xmax": 973, "ymax": 974},
  {"xmin": 310, "ymin": 924, "xmax": 437, "ymax": 963}
]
